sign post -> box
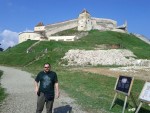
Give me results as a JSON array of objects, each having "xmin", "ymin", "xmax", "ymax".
[
  {"xmin": 135, "ymin": 102, "xmax": 143, "ymax": 113},
  {"xmin": 110, "ymin": 92, "xmax": 118, "ymax": 110},
  {"xmin": 135, "ymin": 81, "xmax": 150, "ymax": 113},
  {"xmin": 110, "ymin": 75, "xmax": 134, "ymax": 113}
]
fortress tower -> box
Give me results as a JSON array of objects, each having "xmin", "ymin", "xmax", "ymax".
[
  {"xmin": 34, "ymin": 22, "xmax": 45, "ymax": 32},
  {"xmin": 34, "ymin": 22, "xmax": 46, "ymax": 39},
  {"xmin": 78, "ymin": 9, "xmax": 93, "ymax": 31}
]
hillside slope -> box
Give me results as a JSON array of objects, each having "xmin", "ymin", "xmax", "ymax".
[{"xmin": 0, "ymin": 30, "xmax": 150, "ymax": 67}]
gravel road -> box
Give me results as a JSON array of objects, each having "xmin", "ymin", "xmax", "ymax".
[{"xmin": 0, "ymin": 66, "xmax": 87, "ymax": 113}]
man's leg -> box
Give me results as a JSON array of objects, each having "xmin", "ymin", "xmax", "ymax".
[
  {"xmin": 36, "ymin": 92, "xmax": 45, "ymax": 113},
  {"xmin": 46, "ymin": 100, "xmax": 54, "ymax": 113}
]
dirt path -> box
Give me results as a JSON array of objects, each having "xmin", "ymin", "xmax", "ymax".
[
  {"xmin": 0, "ymin": 66, "xmax": 87, "ymax": 113},
  {"xmin": 79, "ymin": 66, "xmax": 150, "ymax": 81}
]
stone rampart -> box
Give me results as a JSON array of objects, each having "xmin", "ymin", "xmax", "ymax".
[
  {"xmin": 46, "ymin": 19, "xmax": 77, "ymax": 29},
  {"xmin": 92, "ymin": 17, "xmax": 117, "ymax": 30},
  {"xmin": 45, "ymin": 17, "xmax": 118, "ymax": 36},
  {"xmin": 133, "ymin": 34, "xmax": 150, "ymax": 45},
  {"xmin": 46, "ymin": 23, "xmax": 77, "ymax": 37},
  {"xmin": 45, "ymin": 19, "xmax": 78, "ymax": 36}
]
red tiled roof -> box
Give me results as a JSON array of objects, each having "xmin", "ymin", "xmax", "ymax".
[
  {"xmin": 81, "ymin": 9, "xmax": 89, "ymax": 14},
  {"xmin": 35, "ymin": 22, "xmax": 44, "ymax": 27}
]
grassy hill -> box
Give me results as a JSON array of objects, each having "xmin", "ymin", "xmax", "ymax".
[
  {"xmin": 0, "ymin": 30, "xmax": 150, "ymax": 67},
  {"xmin": 0, "ymin": 30, "xmax": 150, "ymax": 112}
]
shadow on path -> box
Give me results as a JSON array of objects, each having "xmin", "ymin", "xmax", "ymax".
[{"xmin": 54, "ymin": 105, "xmax": 72, "ymax": 113}]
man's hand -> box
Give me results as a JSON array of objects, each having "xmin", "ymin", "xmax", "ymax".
[
  {"xmin": 35, "ymin": 87, "xmax": 39, "ymax": 94},
  {"xmin": 55, "ymin": 91, "xmax": 60, "ymax": 99},
  {"xmin": 34, "ymin": 81, "xmax": 39, "ymax": 94},
  {"xmin": 55, "ymin": 82, "xmax": 60, "ymax": 99}
]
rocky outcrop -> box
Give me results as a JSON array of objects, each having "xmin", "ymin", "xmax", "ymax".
[{"xmin": 61, "ymin": 49, "xmax": 150, "ymax": 67}]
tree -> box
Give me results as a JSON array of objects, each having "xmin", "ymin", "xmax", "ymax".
[
  {"xmin": 0, "ymin": 48, "xmax": 3, "ymax": 51},
  {"xmin": 0, "ymin": 43, "xmax": 4, "ymax": 52}
]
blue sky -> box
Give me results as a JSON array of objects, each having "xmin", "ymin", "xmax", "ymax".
[{"xmin": 0, "ymin": 0, "xmax": 150, "ymax": 49}]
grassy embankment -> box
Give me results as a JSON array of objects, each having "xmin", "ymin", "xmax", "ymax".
[
  {"xmin": 0, "ymin": 30, "xmax": 150, "ymax": 112},
  {"xmin": 0, "ymin": 70, "xmax": 6, "ymax": 103}
]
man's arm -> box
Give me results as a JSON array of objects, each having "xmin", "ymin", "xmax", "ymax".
[
  {"xmin": 55, "ymin": 82, "xmax": 60, "ymax": 98},
  {"xmin": 34, "ymin": 81, "xmax": 39, "ymax": 94}
]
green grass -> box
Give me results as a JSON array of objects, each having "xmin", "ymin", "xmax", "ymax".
[
  {"xmin": 0, "ymin": 30, "xmax": 150, "ymax": 66},
  {"xmin": 0, "ymin": 30, "xmax": 150, "ymax": 67},
  {"xmin": 0, "ymin": 40, "xmax": 40, "ymax": 66},
  {"xmin": 0, "ymin": 30, "xmax": 150, "ymax": 112},
  {"xmin": 79, "ymin": 31, "xmax": 150, "ymax": 59},
  {"xmin": 57, "ymin": 69, "xmax": 149, "ymax": 113},
  {"xmin": 0, "ymin": 70, "xmax": 7, "ymax": 103},
  {"xmin": 27, "ymin": 67, "xmax": 149, "ymax": 113}
]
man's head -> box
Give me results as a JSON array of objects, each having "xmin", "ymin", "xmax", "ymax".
[{"xmin": 44, "ymin": 63, "xmax": 51, "ymax": 72}]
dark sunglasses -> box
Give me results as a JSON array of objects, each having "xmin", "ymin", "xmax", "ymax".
[{"xmin": 44, "ymin": 67, "xmax": 49, "ymax": 68}]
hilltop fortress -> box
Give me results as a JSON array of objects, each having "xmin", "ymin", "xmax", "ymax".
[{"xmin": 19, "ymin": 9, "xmax": 127, "ymax": 43}]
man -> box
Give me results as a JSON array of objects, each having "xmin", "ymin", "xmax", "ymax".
[{"xmin": 34, "ymin": 63, "xmax": 59, "ymax": 113}]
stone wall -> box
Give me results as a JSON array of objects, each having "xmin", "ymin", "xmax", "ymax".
[
  {"xmin": 45, "ymin": 19, "xmax": 78, "ymax": 36},
  {"xmin": 92, "ymin": 17, "xmax": 117, "ymax": 30},
  {"xmin": 45, "ymin": 17, "xmax": 119, "ymax": 37},
  {"xmin": 133, "ymin": 33, "xmax": 150, "ymax": 45},
  {"xmin": 48, "ymin": 36, "xmax": 77, "ymax": 41},
  {"xmin": 19, "ymin": 32, "xmax": 42, "ymax": 43}
]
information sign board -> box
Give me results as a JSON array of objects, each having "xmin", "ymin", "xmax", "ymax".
[
  {"xmin": 115, "ymin": 75, "xmax": 134, "ymax": 96},
  {"xmin": 139, "ymin": 82, "xmax": 150, "ymax": 103}
]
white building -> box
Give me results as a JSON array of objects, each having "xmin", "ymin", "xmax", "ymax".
[{"xmin": 19, "ymin": 22, "xmax": 46, "ymax": 43}]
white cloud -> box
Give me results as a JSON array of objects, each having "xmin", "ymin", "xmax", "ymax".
[{"xmin": 0, "ymin": 30, "xmax": 18, "ymax": 50}]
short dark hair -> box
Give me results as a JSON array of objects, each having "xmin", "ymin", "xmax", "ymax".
[{"xmin": 44, "ymin": 63, "xmax": 51, "ymax": 67}]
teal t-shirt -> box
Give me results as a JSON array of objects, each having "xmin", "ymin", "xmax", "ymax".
[{"xmin": 35, "ymin": 71, "xmax": 58, "ymax": 96}]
